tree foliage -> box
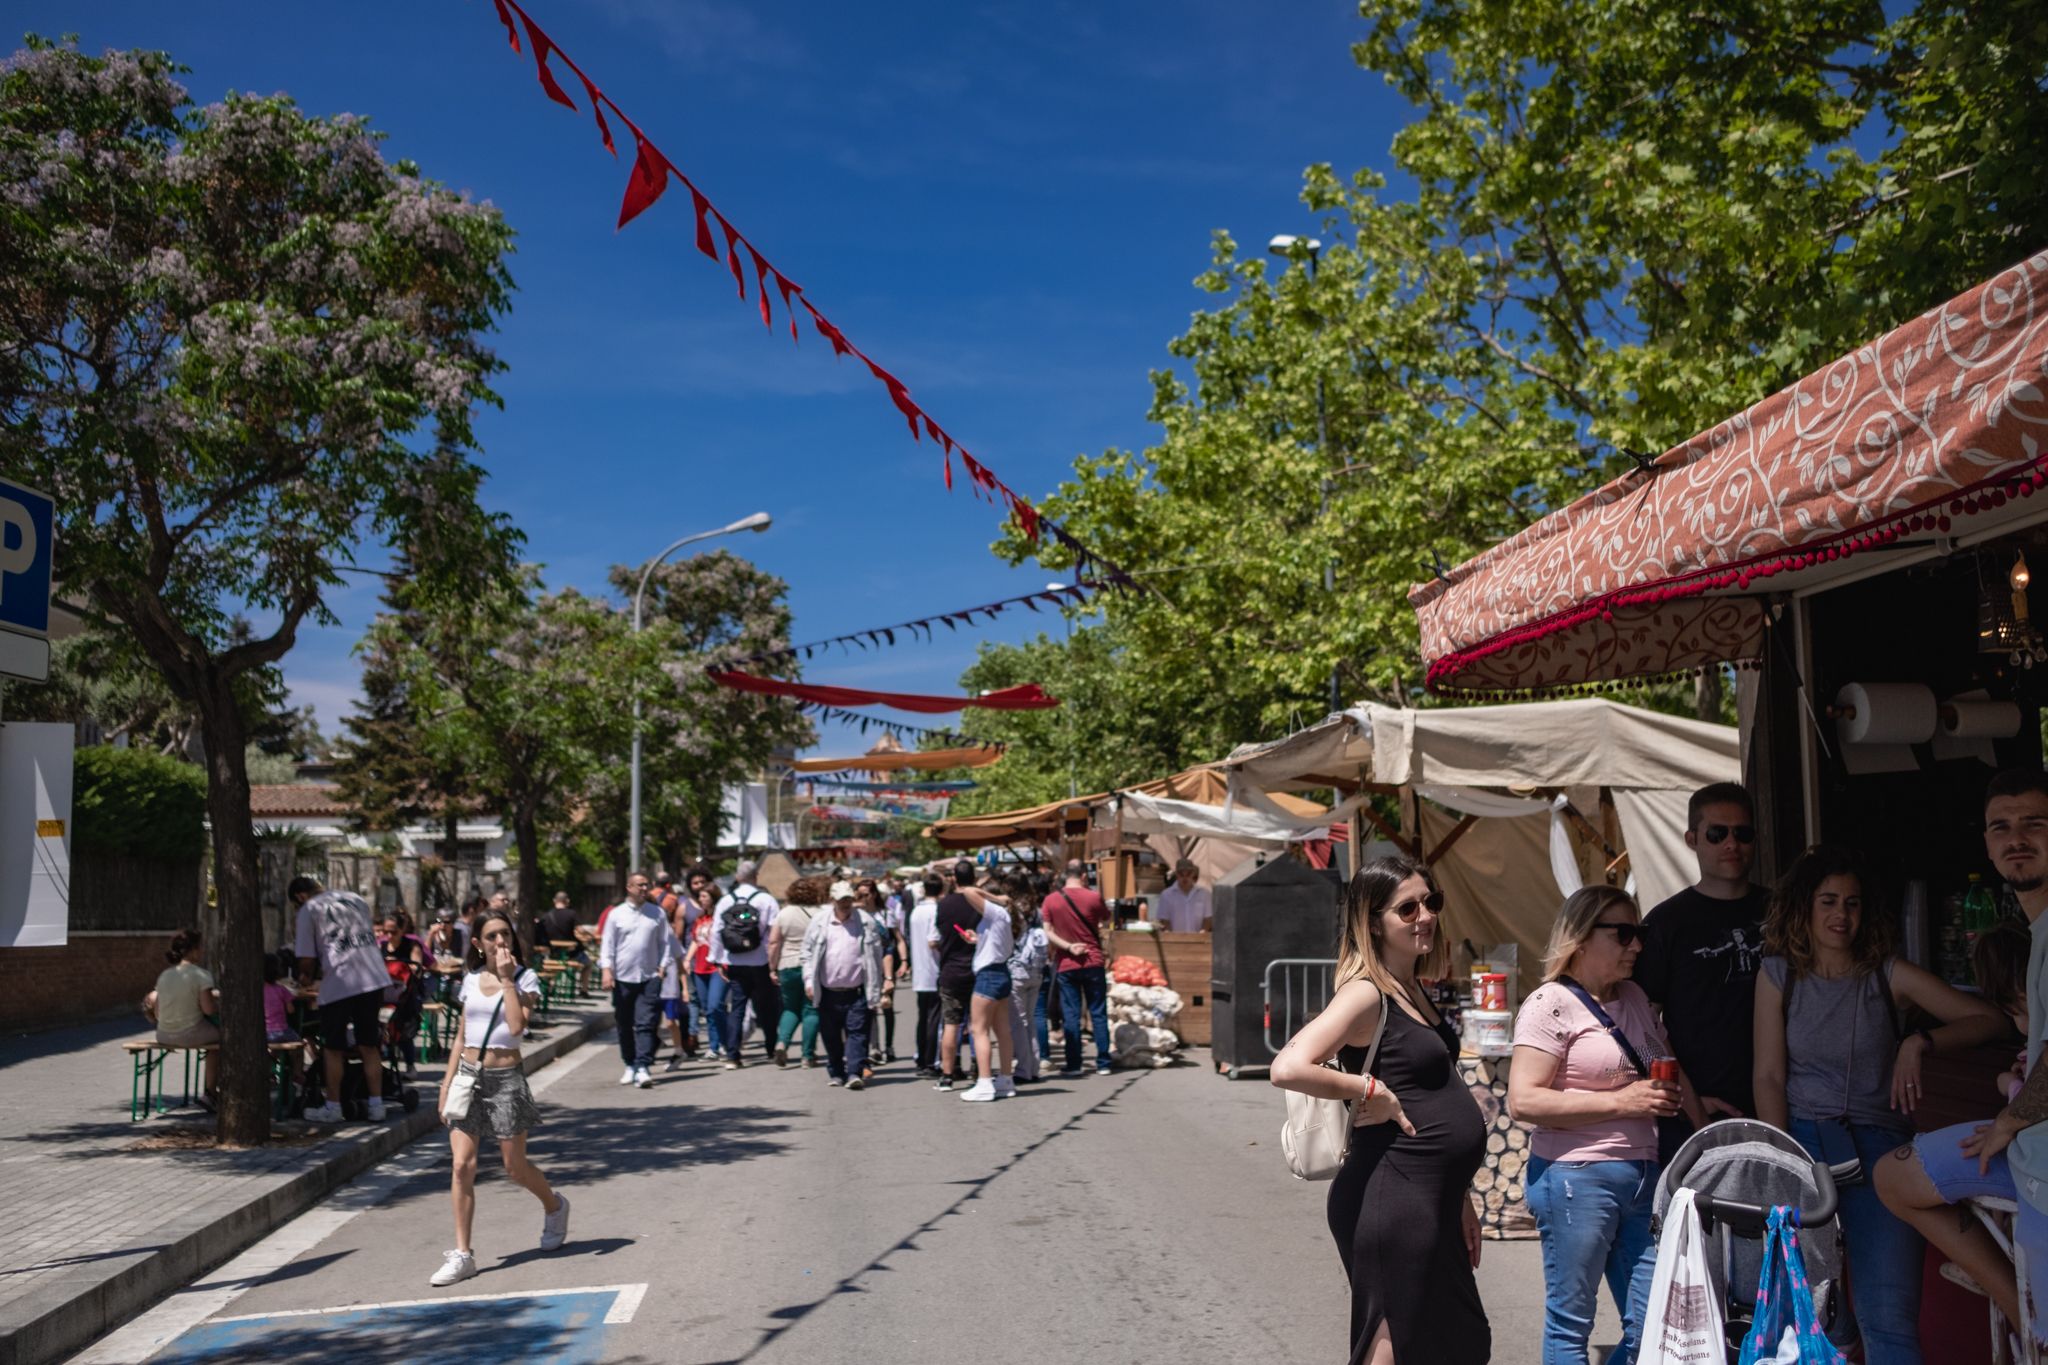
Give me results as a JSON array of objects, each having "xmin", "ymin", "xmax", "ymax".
[{"xmin": 71, "ymin": 743, "xmax": 207, "ymax": 860}]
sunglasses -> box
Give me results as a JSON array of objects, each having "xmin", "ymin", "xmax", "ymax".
[
  {"xmin": 1590, "ymin": 921, "xmax": 1646, "ymax": 947},
  {"xmin": 1702, "ymin": 824, "xmax": 1755, "ymax": 846},
  {"xmin": 1386, "ymin": 891, "xmax": 1446, "ymax": 922}
]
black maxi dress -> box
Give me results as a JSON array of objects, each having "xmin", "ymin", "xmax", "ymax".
[{"xmin": 1326, "ymin": 1003, "xmax": 1490, "ymax": 1365}]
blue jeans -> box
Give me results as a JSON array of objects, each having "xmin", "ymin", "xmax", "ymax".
[
  {"xmin": 1057, "ymin": 966, "xmax": 1111, "ymax": 1072},
  {"xmin": 816, "ymin": 987, "xmax": 870, "ymax": 1080},
  {"xmin": 1788, "ymin": 1118, "xmax": 1921, "ymax": 1364},
  {"xmin": 720, "ymin": 964, "xmax": 780, "ymax": 1060},
  {"xmin": 611, "ymin": 977, "xmax": 662, "ymax": 1069},
  {"xmin": 1524, "ymin": 1156, "xmax": 1658, "ymax": 1365}
]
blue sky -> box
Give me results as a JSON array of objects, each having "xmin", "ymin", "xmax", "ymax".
[{"xmin": 24, "ymin": 1, "xmax": 1409, "ymax": 758}]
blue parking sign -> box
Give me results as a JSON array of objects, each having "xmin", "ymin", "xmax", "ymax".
[{"xmin": 0, "ymin": 478, "xmax": 53, "ymax": 639}]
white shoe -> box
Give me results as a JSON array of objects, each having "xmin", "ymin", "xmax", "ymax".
[
  {"xmin": 303, "ymin": 1100, "xmax": 343, "ymax": 1123},
  {"xmin": 366, "ymin": 1097, "xmax": 387, "ymax": 1121},
  {"xmin": 619, "ymin": 1067, "xmax": 637, "ymax": 1085},
  {"xmin": 959, "ymin": 1079, "xmax": 998, "ymax": 1102},
  {"xmin": 993, "ymin": 1076, "xmax": 1016, "ymax": 1099},
  {"xmin": 539, "ymin": 1193, "xmax": 571, "ymax": 1251},
  {"xmin": 634, "ymin": 1068, "xmax": 653, "ymax": 1089},
  {"xmin": 430, "ymin": 1249, "xmax": 477, "ymax": 1287}
]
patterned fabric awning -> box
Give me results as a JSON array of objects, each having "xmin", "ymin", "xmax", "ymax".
[{"xmin": 1411, "ymin": 255, "xmax": 2048, "ymax": 696}]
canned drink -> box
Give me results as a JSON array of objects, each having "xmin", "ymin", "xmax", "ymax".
[{"xmin": 1650, "ymin": 1058, "xmax": 1679, "ymax": 1084}]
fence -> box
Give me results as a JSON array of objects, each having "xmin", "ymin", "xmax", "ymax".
[
  {"xmin": 70, "ymin": 854, "xmax": 203, "ymax": 932},
  {"xmin": 1263, "ymin": 957, "xmax": 1338, "ymax": 1054}
]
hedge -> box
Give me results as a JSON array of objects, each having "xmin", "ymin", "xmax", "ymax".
[{"xmin": 72, "ymin": 745, "xmax": 208, "ymax": 861}]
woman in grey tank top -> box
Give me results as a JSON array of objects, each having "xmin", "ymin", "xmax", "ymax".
[{"xmin": 1752, "ymin": 847, "xmax": 2005, "ymax": 1365}]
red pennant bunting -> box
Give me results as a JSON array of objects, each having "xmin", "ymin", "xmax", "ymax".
[
  {"xmin": 773, "ymin": 271, "xmax": 802, "ymax": 343},
  {"xmin": 493, "ymin": 0, "xmax": 522, "ymax": 52},
  {"xmin": 520, "ymin": 16, "xmax": 580, "ymax": 109},
  {"xmin": 1010, "ymin": 495, "xmax": 1041, "ymax": 541},
  {"xmin": 865, "ymin": 358, "xmax": 922, "ymax": 440},
  {"xmin": 747, "ymin": 246, "xmax": 774, "ymax": 328},
  {"xmin": 718, "ymin": 217, "xmax": 747, "ymax": 299},
  {"xmin": 803, "ymin": 301, "xmax": 854, "ymax": 357},
  {"xmin": 617, "ymin": 133, "xmax": 668, "ymax": 229},
  {"xmin": 579, "ymin": 75, "xmax": 615, "ymax": 155}
]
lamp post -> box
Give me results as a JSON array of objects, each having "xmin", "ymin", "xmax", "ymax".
[
  {"xmin": 1268, "ymin": 234, "xmax": 1340, "ymax": 716},
  {"xmin": 1049, "ymin": 581, "xmax": 1079, "ymax": 800},
  {"xmin": 629, "ymin": 511, "xmax": 772, "ymax": 867}
]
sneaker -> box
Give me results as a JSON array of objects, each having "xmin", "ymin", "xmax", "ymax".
[
  {"xmin": 366, "ymin": 1097, "xmax": 387, "ymax": 1121},
  {"xmin": 774, "ymin": 1045, "xmax": 789, "ymax": 1068},
  {"xmin": 619, "ymin": 1066, "xmax": 638, "ymax": 1085},
  {"xmin": 1095, "ymin": 1063, "xmax": 1114, "ymax": 1075},
  {"xmin": 539, "ymin": 1193, "xmax": 571, "ymax": 1251},
  {"xmin": 1058, "ymin": 1067, "xmax": 1083, "ymax": 1079},
  {"xmin": 846, "ymin": 1076, "xmax": 865, "ymax": 1092},
  {"xmin": 634, "ymin": 1068, "xmax": 653, "ymax": 1089},
  {"xmin": 959, "ymin": 1079, "xmax": 998, "ymax": 1102},
  {"xmin": 303, "ymin": 1100, "xmax": 343, "ymax": 1123},
  {"xmin": 722, "ymin": 1058, "xmax": 740, "ymax": 1071},
  {"xmin": 933, "ymin": 1075, "xmax": 954, "ymax": 1092},
  {"xmin": 663, "ymin": 1057, "xmax": 685, "ymax": 1072},
  {"xmin": 993, "ymin": 1076, "xmax": 1016, "ymax": 1099},
  {"xmin": 430, "ymin": 1249, "xmax": 477, "ymax": 1287},
  {"xmin": 828, "ymin": 1076, "xmax": 845, "ymax": 1087},
  {"xmin": 801, "ymin": 1056, "xmax": 816, "ymax": 1069}
]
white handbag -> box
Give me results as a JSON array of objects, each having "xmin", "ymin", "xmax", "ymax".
[
  {"xmin": 440, "ymin": 995, "xmax": 503, "ymax": 1122},
  {"xmin": 1638, "ymin": 1188, "xmax": 1727, "ymax": 1365},
  {"xmin": 1279, "ymin": 991, "xmax": 1388, "ymax": 1181}
]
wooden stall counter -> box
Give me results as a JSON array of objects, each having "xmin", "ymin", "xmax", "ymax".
[{"xmin": 1104, "ymin": 928, "xmax": 1212, "ymax": 1047}]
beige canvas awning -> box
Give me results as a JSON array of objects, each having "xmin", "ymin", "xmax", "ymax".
[
  {"xmin": 925, "ymin": 764, "xmax": 1326, "ymax": 852},
  {"xmin": 791, "ymin": 745, "xmax": 1004, "ymax": 774}
]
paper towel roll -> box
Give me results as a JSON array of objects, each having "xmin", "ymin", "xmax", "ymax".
[
  {"xmin": 1941, "ymin": 698, "xmax": 2023, "ymax": 740},
  {"xmin": 1836, "ymin": 682, "xmax": 1938, "ymax": 745}
]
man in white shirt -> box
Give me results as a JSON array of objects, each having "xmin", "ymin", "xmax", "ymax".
[
  {"xmin": 800, "ymin": 881, "xmax": 886, "ymax": 1089},
  {"xmin": 600, "ymin": 871, "xmax": 681, "ymax": 1088},
  {"xmin": 908, "ymin": 874, "xmax": 943, "ymax": 1074},
  {"xmin": 292, "ymin": 876, "xmax": 394, "ymax": 1123},
  {"xmin": 709, "ymin": 860, "xmax": 783, "ymax": 1070},
  {"xmin": 1155, "ymin": 859, "xmax": 1213, "ymax": 933}
]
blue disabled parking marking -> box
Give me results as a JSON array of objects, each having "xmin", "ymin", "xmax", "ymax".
[{"xmin": 149, "ymin": 1284, "xmax": 644, "ymax": 1364}]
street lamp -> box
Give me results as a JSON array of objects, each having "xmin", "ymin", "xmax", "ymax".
[
  {"xmin": 1049, "ymin": 582, "xmax": 1079, "ymax": 800},
  {"xmin": 629, "ymin": 512, "xmax": 773, "ymax": 867},
  {"xmin": 1268, "ymin": 234, "xmax": 1341, "ymax": 715}
]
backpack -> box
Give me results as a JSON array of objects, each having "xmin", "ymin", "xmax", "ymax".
[{"xmin": 720, "ymin": 889, "xmax": 765, "ymax": 954}]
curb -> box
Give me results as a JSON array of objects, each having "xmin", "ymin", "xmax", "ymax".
[{"xmin": 1, "ymin": 1004, "xmax": 615, "ymax": 1365}]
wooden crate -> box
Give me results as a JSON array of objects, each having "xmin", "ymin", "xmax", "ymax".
[{"xmin": 1104, "ymin": 929, "xmax": 1212, "ymax": 1046}]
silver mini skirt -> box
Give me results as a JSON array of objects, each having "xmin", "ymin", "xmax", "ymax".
[{"xmin": 450, "ymin": 1060, "xmax": 540, "ymax": 1141}]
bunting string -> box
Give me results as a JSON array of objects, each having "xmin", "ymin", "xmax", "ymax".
[
  {"xmin": 728, "ymin": 582, "xmax": 1100, "ymax": 669},
  {"xmin": 481, "ymin": 0, "xmax": 1145, "ymax": 590},
  {"xmin": 797, "ymin": 704, "xmax": 1007, "ymax": 751}
]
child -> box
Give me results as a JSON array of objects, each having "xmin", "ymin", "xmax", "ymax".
[
  {"xmin": 1972, "ymin": 919, "xmax": 2031, "ymax": 1100},
  {"xmin": 263, "ymin": 956, "xmax": 306, "ymax": 1080}
]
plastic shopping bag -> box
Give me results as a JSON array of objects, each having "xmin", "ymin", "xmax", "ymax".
[
  {"xmin": 1640, "ymin": 1188, "xmax": 1726, "ymax": 1365},
  {"xmin": 1738, "ymin": 1206, "xmax": 1846, "ymax": 1365}
]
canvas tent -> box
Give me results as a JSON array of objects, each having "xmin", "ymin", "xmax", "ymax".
[{"xmin": 1125, "ymin": 699, "xmax": 1739, "ymax": 981}]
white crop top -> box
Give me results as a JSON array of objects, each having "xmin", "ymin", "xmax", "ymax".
[{"xmin": 461, "ymin": 969, "xmax": 541, "ymax": 1050}]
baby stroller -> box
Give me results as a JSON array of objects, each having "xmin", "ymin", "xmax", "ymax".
[{"xmin": 1652, "ymin": 1119, "xmax": 1845, "ymax": 1362}]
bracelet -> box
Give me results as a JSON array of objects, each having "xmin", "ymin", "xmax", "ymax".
[{"xmin": 1364, "ymin": 1076, "xmax": 1378, "ymax": 1101}]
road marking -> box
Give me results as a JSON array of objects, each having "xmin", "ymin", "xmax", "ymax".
[
  {"xmin": 70, "ymin": 1035, "xmax": 612, "ymax": 1364},
  {"xmin": 208, "ymin": 1282, "xmax": 647, "ymax": 1323}
]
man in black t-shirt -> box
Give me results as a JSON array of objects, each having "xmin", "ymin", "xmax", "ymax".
[
  {"xmin": 932, "ymin": 861, "xmax": 984, "ymax": 1091},
  {"xmin": 1635, "ymin": 780, "xmax": 1769, "ymax": 1120},
  {"xmin": 540, "ymin": 892, "xmax": 582, "ymax": 960}
]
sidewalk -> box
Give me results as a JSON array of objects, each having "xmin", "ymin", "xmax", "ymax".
[{"xmin": 0, "ymin": 993, "xmax": 616, "ymax": 1365}]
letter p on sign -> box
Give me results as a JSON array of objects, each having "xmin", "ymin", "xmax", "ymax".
[{"xmin": 0, "ymin": 479, "xmax": 53, "ymax": 639}]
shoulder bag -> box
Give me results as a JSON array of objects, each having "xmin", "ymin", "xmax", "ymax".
[
  {"xmin": 1556, "ymin": 975, "xmax": 1692, "ymax": 1163},
  {"xmin": 441, "ymin": 992, "xmax": 505, "ymax": 1122},
  {"xmin": 1280, "ymin": 988, "xmax": 1390, "ymax": 1181}
]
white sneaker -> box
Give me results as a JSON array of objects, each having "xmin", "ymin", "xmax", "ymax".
[
  {"xmin": 539, "ymin": 1192, "xmax": 571, "ymax": 1251},
  {"xmin": 959, "ymin": 1079, "xmax": 998, "ymax": 1102},
  {"xmin": 430, "ymin": 1249, "xmax": 477, "ymax": 1287},
  {"xmin": 993, "ymin": 1076, "xmax": 1016, "ymax": 1099},
  {"xmin": 303, "ymin": 1100, "xmax": 343, "ymax": 1123},
  {"xmin": 619, "ymin": 1067, "xmax": 637, "ymax": 1085},
  {"xmin": 366, "ymin": 1097, "xmax": 387, "ymax": 1121},
  {"xmin": 634, "ymin": 1068, "xmax": 653, "ymax": 1089}
]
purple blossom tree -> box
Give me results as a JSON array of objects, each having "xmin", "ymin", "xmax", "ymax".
[{"xmin": 0, "ymin": 38, "xmax": 519, "ymax": 1143}]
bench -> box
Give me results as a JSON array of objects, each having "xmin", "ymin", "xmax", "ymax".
[
  {"xmin": 416, "ymin": 1001, "xmax": 451, "ymax": 1060},
  {"xmin": 123, "ymin": 1039, "xmax": 308, "ymax": 1122}
]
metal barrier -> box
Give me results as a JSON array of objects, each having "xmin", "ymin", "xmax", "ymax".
[{"xmin": 1263, "ymin": 958, "xmax": 1338, "ymax": 1054}]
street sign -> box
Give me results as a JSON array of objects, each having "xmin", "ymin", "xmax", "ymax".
[
  {"xmin": 0, "ymin": 631, "xmax": 48, "ymax": 684},
  {"xmin": 0, "ymin": 477, "xmax": 54, "ymax": 638}
]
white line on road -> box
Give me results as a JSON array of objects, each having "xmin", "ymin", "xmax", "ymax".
[
  {"xmin": 208, "ymin": 1282, "xmax": 648, "ymax": 1324},
  {"xmin": 69, "ymin": 1036, "xmax": 613, "ymax": 1364}
]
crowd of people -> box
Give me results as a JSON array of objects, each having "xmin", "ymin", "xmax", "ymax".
[{"xmin": 1273, "ymin": 773, "xmax": 2048, "ymax": 1365}]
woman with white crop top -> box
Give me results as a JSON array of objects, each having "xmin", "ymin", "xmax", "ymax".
[{"xmin": 431, "ymin": 910, "xmax": 570, "ymax": 1287}]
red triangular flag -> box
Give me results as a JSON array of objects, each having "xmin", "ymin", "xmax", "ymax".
[
  {"xmin": 520, "ymin": 17, "xmax": 579, "ymax": 110},
  {"xmin": 864, "ymin": 358, "xmax": 921, "ymax": 440},
  {"xmin": 773, "ymin": 271, "xmax": 802, "ymax": 343},
  {"xmin": 718, "ymin": 218, "xmax": 747, "ymax": 299},
  {"xmin": 803, "ymin": 301, "xmax": 854, "ymax": 357},
  {"xmin": 684, "ymin": 185, "xmax": 718, "ymax": 260},
  {"xmin": 617, "ymin": 133, "xmax": 668, "ymax": 229},
  {"xmin": 580, "ymin": 75, "xmax": 615, "ymax": 155},
  {"xmin": 493, "ymin": 0, "xmax": 522, "ymax": 52},
  {"xmin": 747, "ymin": 246, "xmax": 774, "ymax": 328},
  {"xmin": 1009, "ymin": 495, "xmax": 1041, "ymax": 541}
]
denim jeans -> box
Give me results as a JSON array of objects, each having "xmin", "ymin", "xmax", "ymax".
[
  {"xmin": 776, "ymin": 966, "xmax": 820, "ymax": 1060},
  {"xmin": 687, "ymin": 972, "xmax": 713, "ymax": 1042},
  {"xmin": 1524, "ymin": 1156, "xmax": 1658, "ymax": 1365},
  {"xmin": 816, "ymin": 987, "xmax": 870, "ymax": 1080},
  {"xmin": 1787, "ymin": 1118, "xmax": 1922, "ymax": 1364},
  {"xmin": 1057, "ymin": 966, "xmax": 1111, "ymax": 1072},
  {"xmin": 722, "ymin": 964, "xmax": 780, "ymax": 1060},
  {"xmin": 611, "ymin": 977, "xmax": 662, "ymax": 1069}
]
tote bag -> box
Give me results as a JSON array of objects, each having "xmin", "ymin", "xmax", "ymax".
[
  {"xmin": 1738, "ymin": 1206, "xmax": 1847, "ymax": 1365},
  {"xmin": 1280, "ymin": 991, "xmax": 1388, "ymax": 1181},
  {"xmin": 1639, "ymin": 1188, "xmax": 1726, "ymax": 1365}
]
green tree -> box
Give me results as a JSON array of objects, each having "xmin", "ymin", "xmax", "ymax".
[{"xmin": 0, "ymin": 40, "xmax": 517, "ymax": 1143}]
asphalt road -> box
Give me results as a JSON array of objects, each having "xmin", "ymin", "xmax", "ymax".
[{"xmin": 69, "ymin": 1035, "xmax": 1616, "ymax": 1364}]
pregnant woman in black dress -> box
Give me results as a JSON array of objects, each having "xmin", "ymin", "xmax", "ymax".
[{"xmin": 1272, "ymin": 855, "xmax": 1490, "ymax": 1365}]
